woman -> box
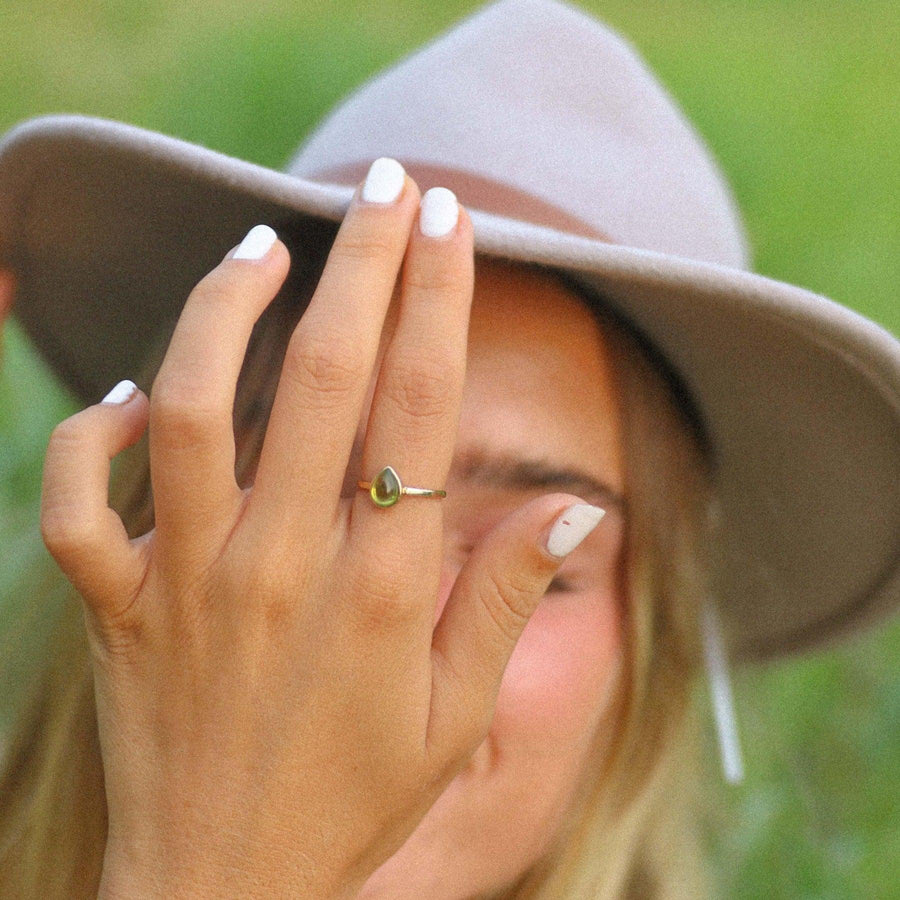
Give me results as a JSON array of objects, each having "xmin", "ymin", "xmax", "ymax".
[
  {"xmin": 0, "ymin": 188, "xmax": 715, "ymax": 898},
  {"xmin": 0, "ymin": 1, "xmax": 897, "ymax": 897}
]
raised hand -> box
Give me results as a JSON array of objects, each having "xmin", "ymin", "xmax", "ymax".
[{"xmin": 39, "ymin": 158, "xmax": 605, "ymax": 898}]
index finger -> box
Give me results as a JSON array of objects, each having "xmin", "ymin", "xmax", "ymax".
[{"xmin": 148, "ymin": 227, "xmax": 291, "ymax": 564}]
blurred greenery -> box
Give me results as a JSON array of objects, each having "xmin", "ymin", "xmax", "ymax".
[{"xmin": 0, "ymin": 1, "xmax": 897, "ymax": 897}]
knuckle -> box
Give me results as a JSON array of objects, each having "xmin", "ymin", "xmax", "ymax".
[
  {"xmin": 89, "ymin": 613, "xmax": 147, "ymax": 666},
  {"xmin": 46, "ymin": 415, "xmax": 86, "ymax": 456},
  {"xmin": 385, "ymin": 356, "xmax": 459, "ymax": 422},
  {"xmin": 479, "ymin": 566, "xmax": 535, "ymax": 644},
  {"xmin": 348, "ymin": 560, "xmax": 416, "ymax": 627},
  {"xmin": 283, "ymin": 330, "xmax": 366, "ymax": 398},
  {"xmin": 149, "ymin": 380, "xmax": 217, "ymax": 443},
  {"xmin": 404, "ymin": 261, "xmax": 463, "ymax": 299},
  {"xmin": 40, "ymin": 507, "xmax": 92, "ymax": 556},
  {"xmin": 243, "ymin": 558, "xmax": 296, "ymax": 626},
  {"xmin": 85, "ymin": 586, "xmax": 150, "ymax": 664},
  {"xmin": 332, "ymin": 226, "xmax": 399, "ymax": 266},
  {"xmin": 257, "ymin": 581, "xmax": 296, "ymax": 634},
  {"xmin": 190, "ymin": 265, "xmax": 244, "ymax": 309}
]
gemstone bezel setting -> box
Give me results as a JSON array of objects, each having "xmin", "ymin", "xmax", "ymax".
[{"xmin": 370, "ymin": 465, "xmax": 403, "ymax": 507}]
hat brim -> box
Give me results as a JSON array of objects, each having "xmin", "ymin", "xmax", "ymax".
[{"xmin": 2, "ymin": 114, "xmax": 898, "ymax": 663}]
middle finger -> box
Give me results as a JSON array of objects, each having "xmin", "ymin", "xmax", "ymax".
[{"xmin": 247, "ymin": 158, "xmax": 421, "ymax": 541}]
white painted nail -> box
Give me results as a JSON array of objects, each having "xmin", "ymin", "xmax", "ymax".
[
  {"xmin": 545, "ymin": 503, "xmax": 606, "ymax": 558},
  {"xmin": 101, "ymin": 379, "xmax": 138, "ymax": 405},
  {"xmin": 419, "ymin": 186, "xmax": 458, "ymax": 238},
  {"xmin": 233, "ymin": 224, "xmax": 277, "ymax": 260},
  {"xmin": 361, "ymin": 157, "xmax": 406, "ymax": 203}
]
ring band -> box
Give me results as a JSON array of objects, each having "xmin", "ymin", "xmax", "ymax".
[{"xmin": 357, "ymin": 464, "xmax": 447, "ymax": 508}]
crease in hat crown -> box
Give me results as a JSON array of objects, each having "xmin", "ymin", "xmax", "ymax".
[{"xmin": 288, "ymin": 0, "xmax": 751, "ymax": 270}]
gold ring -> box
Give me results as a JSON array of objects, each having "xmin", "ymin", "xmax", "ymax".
[{"xmin": 357, "ymin": 465, "xmax": 447, "ymax": 508}]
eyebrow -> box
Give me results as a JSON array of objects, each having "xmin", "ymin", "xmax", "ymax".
[{"xmin": 448, "ymin": 446, "xmax": 627, "ymax": 512}]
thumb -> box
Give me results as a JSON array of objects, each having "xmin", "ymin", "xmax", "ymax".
[{"xmin": 426, "ymin": 494, "xmax": 607, "ymax": 765}]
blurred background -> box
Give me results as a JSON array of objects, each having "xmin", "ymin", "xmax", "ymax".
[{"xmin": 0, "ymin": 1, "xmax": 897, "ymax": 896}]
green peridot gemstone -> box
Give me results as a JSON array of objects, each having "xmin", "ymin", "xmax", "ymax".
[{"xmin": 371, "ymin": 465, "xmax": 402, "ymax": 507}]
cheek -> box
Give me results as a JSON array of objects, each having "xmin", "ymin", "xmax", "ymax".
[{"xmin": 489, "ymin": 592, "xmax": 622, "ymax": 757}]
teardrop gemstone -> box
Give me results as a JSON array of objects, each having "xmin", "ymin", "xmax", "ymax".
[{"xmin": 371, "ymin": 465, "xmax": 402, "ymax": 507}]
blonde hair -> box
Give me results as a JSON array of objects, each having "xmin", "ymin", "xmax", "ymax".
[{"xmin": 0, "ymin": 229, "xmax": 719, "ymax": 899}]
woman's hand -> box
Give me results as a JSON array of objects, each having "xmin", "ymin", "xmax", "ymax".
[{"xmin": 39, "ymin": 164, "xmax": 604, "ymax": 898}]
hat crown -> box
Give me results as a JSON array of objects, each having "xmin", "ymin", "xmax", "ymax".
[{"xmin": 287, "ymin": 0, "xmax": 750, "ymax": 269}]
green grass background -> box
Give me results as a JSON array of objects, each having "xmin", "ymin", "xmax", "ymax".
[{"xmin": 1, "ymin": 1, "xmax": 897, "ymax": 896}]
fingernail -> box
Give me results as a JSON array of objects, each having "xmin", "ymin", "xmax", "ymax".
[
  {"xmin": 545, "ymin": 503, "xmax": 606, "ymax": 558},
  {"xmin": 419, "ymin": 187, "xmax": 458, "ymax": 238},
  {"xmin": 361, "ymin": 157, "xmax": 406, "ymax": 203},
  {"xmin": 101, "ymin": 379, "xmax": 138, "ymax": 405},
  {"xmin": 233, "ymin": 224, "xmax": 277, "ymax": 260}
]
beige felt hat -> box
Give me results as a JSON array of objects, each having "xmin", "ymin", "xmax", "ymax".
[{"xmin": 0, "ymin": 0, "xmax": 898, "ymax": 665}]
